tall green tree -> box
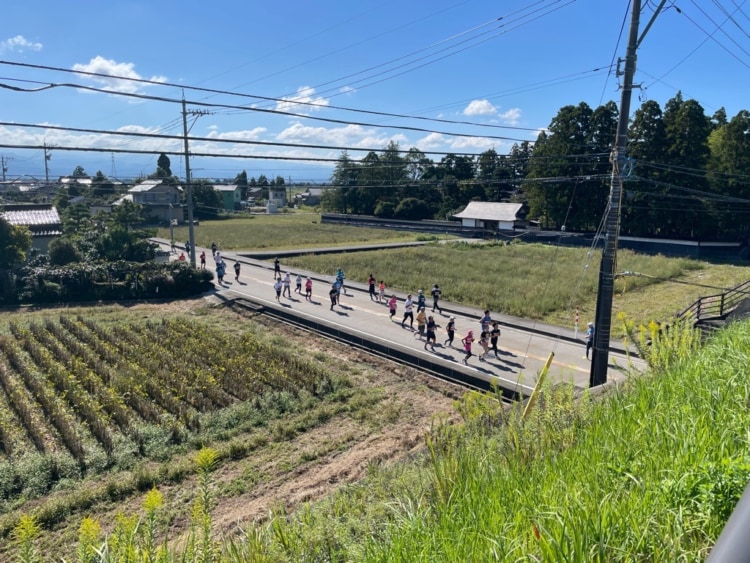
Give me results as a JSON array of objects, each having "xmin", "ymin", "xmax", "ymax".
[
  {"xmin": 156, "ymin": 153, "xmax": 172, "ymax": 177},
  {"xmin": 0, "ymin": 217, "xmax": 32, "ymax": 266},
  {"xmin": 524, "ymin": 102, "xmax": 595, "ymax": 229}
]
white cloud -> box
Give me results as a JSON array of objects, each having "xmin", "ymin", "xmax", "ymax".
[
  {"xmin": 416, "ymin": 132, "xmax": 446, "ymax": 151},
  {"xmin": 72, "ymin": 56, "xmax": 167, "ymax": 94},
  {"xmin": 463, "ymin": 99, "xmax": 496, "ymax": 116},
  {"xmin": 339, "ymin": 86, "xmax": 356, "ymax": 95},
  {"xmin": 498, "ymin": 107, "xmax": 522, "ymax": 126},
  {"xmin": 450, "ymin": 136, "xmax": 500, "ymax": 151},
  {"xmin": 0, "ymin": 35, "xmax": 42, "ymax": 54},
  {"xmin": 275, "ymin": 86, "xmax": 330, "ymax": 113}
]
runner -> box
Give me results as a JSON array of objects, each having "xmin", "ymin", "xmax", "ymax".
[
  {"xmin": 378, "ymin": 280, "xmax": 386, "ymax": 303},
  {"xmin": 199, "ymin": 251, "xmax": 206, "ymax": 270},
  {"xmin": 329, "ymin": 285, "xmax": 338, "ymax": 310},
  {"xmin": 585, "ymin": 322, "xmax": 595, "ymax": 359},
  {"xmin": 461, "ymin": 330, "xmax": 475, "ymax": 365},
  {"xmin": 233, "ymin": 261, "xmax": 241, "ymax": 282},
  {"xmin": 388, "ymin": 294, "xmax": 398, "ymax": 320},
  {"xmin": 414, "ymin": 309, "xmax": 427, "ymax": 340},
  {"xmin": 273, "ymin": 278, "xmax": 282, "ymax": 302},
  {"xmin": 336, "ymin": 268, "xmax": 346, "ymax": 295},
  {"xmin": 368, "ymin": 274, "xmax": 376, "ymax": 301},
  {"xmin": 444, "ymin": 316, "xmax": 456, "ymax": 347},
  {"xmin": 424, "ymin": 315, "xmax": 437, "ymax": 352},
  {"xmin": 401, "ymin": 294, "xmax": 414, "ymax": 330},
  {"xmin": 478, "ymin": 330, "xmax": 490, "ymax": 362},
  {"xmin": 480, "ymin": 309, "xmax": 493, "ymax": 332},
  {"xmin": 295, "ymin": 273, "xmax": 303, "ymax": 294},
  {"xmin": 416, "ymin": 290, "xmax": 426, "ymax": 312},
  {"xmin": 305, "ymin": 276, "xmax": 313, "ymax": 301},
  {"xmin": 211, "ymin": 241, "xmax": 217, "ymax": 257},
  {"xmin": 431, "ymin": 284, "xmax": 442, "ymax": 314},
  {"xmin": 274, "ymin": 257, "xmax": 281, "ymax": 278},
  {"xmin": 490, "ymin": 321, "xmax": 501, "ymax": 358},
  {"xmin": 282, "ymin": 272, "xmax": 292, "ymax": 298}
]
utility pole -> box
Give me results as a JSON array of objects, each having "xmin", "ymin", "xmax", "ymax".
[
  {"xmin": 1, "ymin": 155, "xmax": 11, "ymax": 182},
  {"xmin": 181, "ymin": 97, "xmax": 209, "ymax": 268},
  {"xmin": 590, "ymin": 0, "xmax": 666, "ymax": 386},
  {"xmin": 590, "ymin": 0, "xmax": 641, "ymax": 387},
  {"xmin": 43, "ymin": 142, "xmax": 52, "ymax": 184}
]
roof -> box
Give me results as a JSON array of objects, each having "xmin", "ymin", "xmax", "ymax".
[
  {"xmin": 2, "ymin": 204, "xmax": 62, "ymax": 237},
  {"xmin": 213, "ymin": 184, "xmax": 239, "ymax": 192},
  {"xmin": 453, "ymin": 202, "xmax": 524, "ymax": 222},
  {"xmin": 129, "ymin": 179, "xmax": 183, "ymax": 193}
]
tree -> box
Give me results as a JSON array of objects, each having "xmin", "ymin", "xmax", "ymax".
[
  {"xmin": 91, "ymin": 170, "xmax": 116, "ymax": 200},
  {"xmin": 157, "ymin": 153, "xmax": 172, "ymax": 177},
  {"xmin": 71, "ymin": 165, "xmax": 89, "ymax": 178},
  {"xmin": 62, "ymin": 203, "xmax": 91, "ymax": 235},
  {"xmin": 48, "ymin": 238, "xmax": 82, "ymax": 266},
  {"xmin": 191, "ymin": 180, "xmax": 222, "ymax": 218},
  {"xmin": 109, "ymin": 200, "xmax": 144, "ymax": 231},
  {"xmin": 0, "ymin": 216, "xmax": 32, "ymax": 267},
  {"xmin": 233, "ymin": 170, "xmax": 249, "ymax": 199}
]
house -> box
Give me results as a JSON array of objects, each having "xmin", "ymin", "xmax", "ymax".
[
  {"xmin": 267, "ymin": 186, "xmax": 287, "ymax": 211},
  {"xmin": 213, "ymin": 184, "xmax": 242, "ymax": 211},
  {"xmin": 1, "ymin": 203, "xmax": 62, "ymax": 252},
  {"xmin": 453, "ymin": 202, "xmax": 526, "ymax": 231},
  {"xmin": 124, "ymin": 179, "xmax": 183, "ymax": 222},
  {"xmin": 293, "ymin": 187, "xmax": 323, "ymax": 206}
]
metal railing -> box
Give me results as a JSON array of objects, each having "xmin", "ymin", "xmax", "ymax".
[{"xmin": 677, "ymin": 279, "xmax": 750, "ymax": 326}]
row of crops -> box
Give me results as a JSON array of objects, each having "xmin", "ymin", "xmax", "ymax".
[{"xmin": 0, "ymin": 315, "xmax": 337, "ymax": 500}]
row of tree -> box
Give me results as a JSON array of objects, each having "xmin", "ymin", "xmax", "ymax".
[{"xmin": 323, "ymin": 93, "xmax": 750, "ymax": 241}]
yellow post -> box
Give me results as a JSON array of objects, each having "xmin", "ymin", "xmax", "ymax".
[{"xmin": 522, "ymin": 352, "xmax": 554, "ymax": 421}]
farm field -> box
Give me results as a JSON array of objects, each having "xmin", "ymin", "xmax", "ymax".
[
  {"xmin": 157, "ymin": 214, "xmax": 440, "ymax": 251},
  {"xmin": 0, "ymin": 300, "xmax": 460, "ymax": 558}
]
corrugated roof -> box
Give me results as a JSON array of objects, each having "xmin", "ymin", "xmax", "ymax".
[
  {"xmin": 453, "ymin": 202, "xmax": 523, "ymax": 222},
  {"xmin": 129, "ymin": 179, "xmax": 183, "ymax": 193},
  {"xmin": 213, "ymin": 184, "xmax": 239, "ymax": 192}
]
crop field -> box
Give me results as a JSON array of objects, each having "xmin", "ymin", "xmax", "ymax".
[
  {"xmin": 0, "ymin": 302, "xmax": 458, "ymax": 557},
  {"xmin": 0, "ymin": 313, "xmax": 337, "ymax": 512}
]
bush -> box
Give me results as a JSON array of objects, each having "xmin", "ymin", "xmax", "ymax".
[
  {"xmin": 14, "ymin": 261, "xmax": 213, "ymax": 304},
  {"xmin": 48, "ymin": 238, "xmax": 82, "ymax": 266},
  {"xmin": 395, "ymin": 198, "xmax": 431, "ymax": 220}
]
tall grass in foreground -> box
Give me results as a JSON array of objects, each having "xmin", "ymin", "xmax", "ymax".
[{"xmin": 12, "ymin": 320, "xmax": 749, "ymax": 560}]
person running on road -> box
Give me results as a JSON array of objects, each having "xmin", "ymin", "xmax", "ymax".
[
  {"xmin": 274, "ymin": 257, "xmax": 281, "ymax": 278},
  {"xmin": 414, "ymin": 309, "xmax": 427, "ymax": 340},
  {"xmin": 368, "ymin": 274, "xmax": 376, "ymax": 301},
  {"xmin": 185, "ymin": 240, "xmax": 191, "ymax": 256},
  {"xmin": 273, "ymin": 278, "xmax": 282, "ymax": 302},
  {"xmin": 216, "ymin": 261, "xmax": 225, "ymax": 284},
  {"xmin": 480, "ymin": 309, "xmax": 493, "ymax": 332},
  {"xmin": 378, "ymin": 280, "xmax": 386, "ymax": 303},
  {"xmin": 199, "ymin": 251, "xmax": 206, "ymax": 270},
  {"xmin": 585, "ymin": 322, "xmax": 595, "ymax": 359},
  {"xmin": 490, "ymin": 321, "xmax": 501, "ymax": 358},
  {"xmin": 444, "ymin": 316, "xmax": 456, "ymax": 347},
  {"xmin": 295, "ymin": 274, "xmax": 302, "ymax": 294},
  {"xmin": 329, "ymin": 285, "xmax": 338, "ymax": 310},
  {"xmin": 388, "ymin": 294, "xmax": 398, "ymax": 320},
  {"xmin": 461, "ymin": 330, "xmax": 475, "ymax": 365},
  {"xmin": 305, "ymin": 276, "xmax": 313, "ymax": 301},
  {"xmin": 431, "ymin": 284, "xmax": 442, "ymax": 314},
  {"xmin": 215, "ymin": 250, "xmax": 222, "ymax": 266},
  {"xmin": 233, "ymin": 261, "xmax": 241, "ymax": 282},
  {"xmin": 425, "ymin": 315, "xmax": 437, "ymax": 351},
  {"xmin": 336, "ymin": 268, "xmax": 346, "ymax": 295},
  {"xmin": 401, "ymin": 294, "xmax": 414, "ymax": 330},
  {"xmin": 478, "ymin": 330, "xmax": 490, "ymax": 362},
  {"xmin": 178, "ymin": 252, "xmax": 186, "ymax": 262},
  {"xmin": 416, "ymin": 290, "xmax": 426, "ymax": 312},
  {"xmin": 282, "ymin": 272, "xmax": 292, "ymax": 298},
  {"xmin": 211, "ymin": 241, "xmax": 217, "ymax": 257},
  {"xmin": 333, "ymin": 278, "xmax": 343, "ymax": 304}
]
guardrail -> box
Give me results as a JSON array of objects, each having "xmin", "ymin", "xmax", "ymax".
[{"xmin": 677, "ymin": 279, "xmax": 750, "ymax": 326}]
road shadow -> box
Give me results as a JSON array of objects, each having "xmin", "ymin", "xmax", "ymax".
[{"xmin": 332, "ymin": 309, "xmax": 349, "ymax": 317}]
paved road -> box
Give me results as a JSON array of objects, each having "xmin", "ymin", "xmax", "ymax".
[{"xmin": 163, "ymin": 240, "xmax": 642, "ymax": 393}]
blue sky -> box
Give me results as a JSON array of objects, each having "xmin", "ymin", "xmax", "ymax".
[{"xmin": 1, "ymin": 1, "xmax": 749, "ymax": 183}]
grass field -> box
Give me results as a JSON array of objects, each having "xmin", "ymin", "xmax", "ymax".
[
  {"xmin": 157, "ymin": 214, "xmax": 436, "ymax": 251},
  {"xmin": 282, "ymin": 241, "xmax": 750, "ymax": 335}
]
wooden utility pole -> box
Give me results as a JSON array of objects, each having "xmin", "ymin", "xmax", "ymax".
[
  {"xmin": 0, "ymin": 155, "xmax": 11, "ymax": 182},
  {"xmin": 181, "ymin": 98, "xmax": 209, "ymax": 268}
]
